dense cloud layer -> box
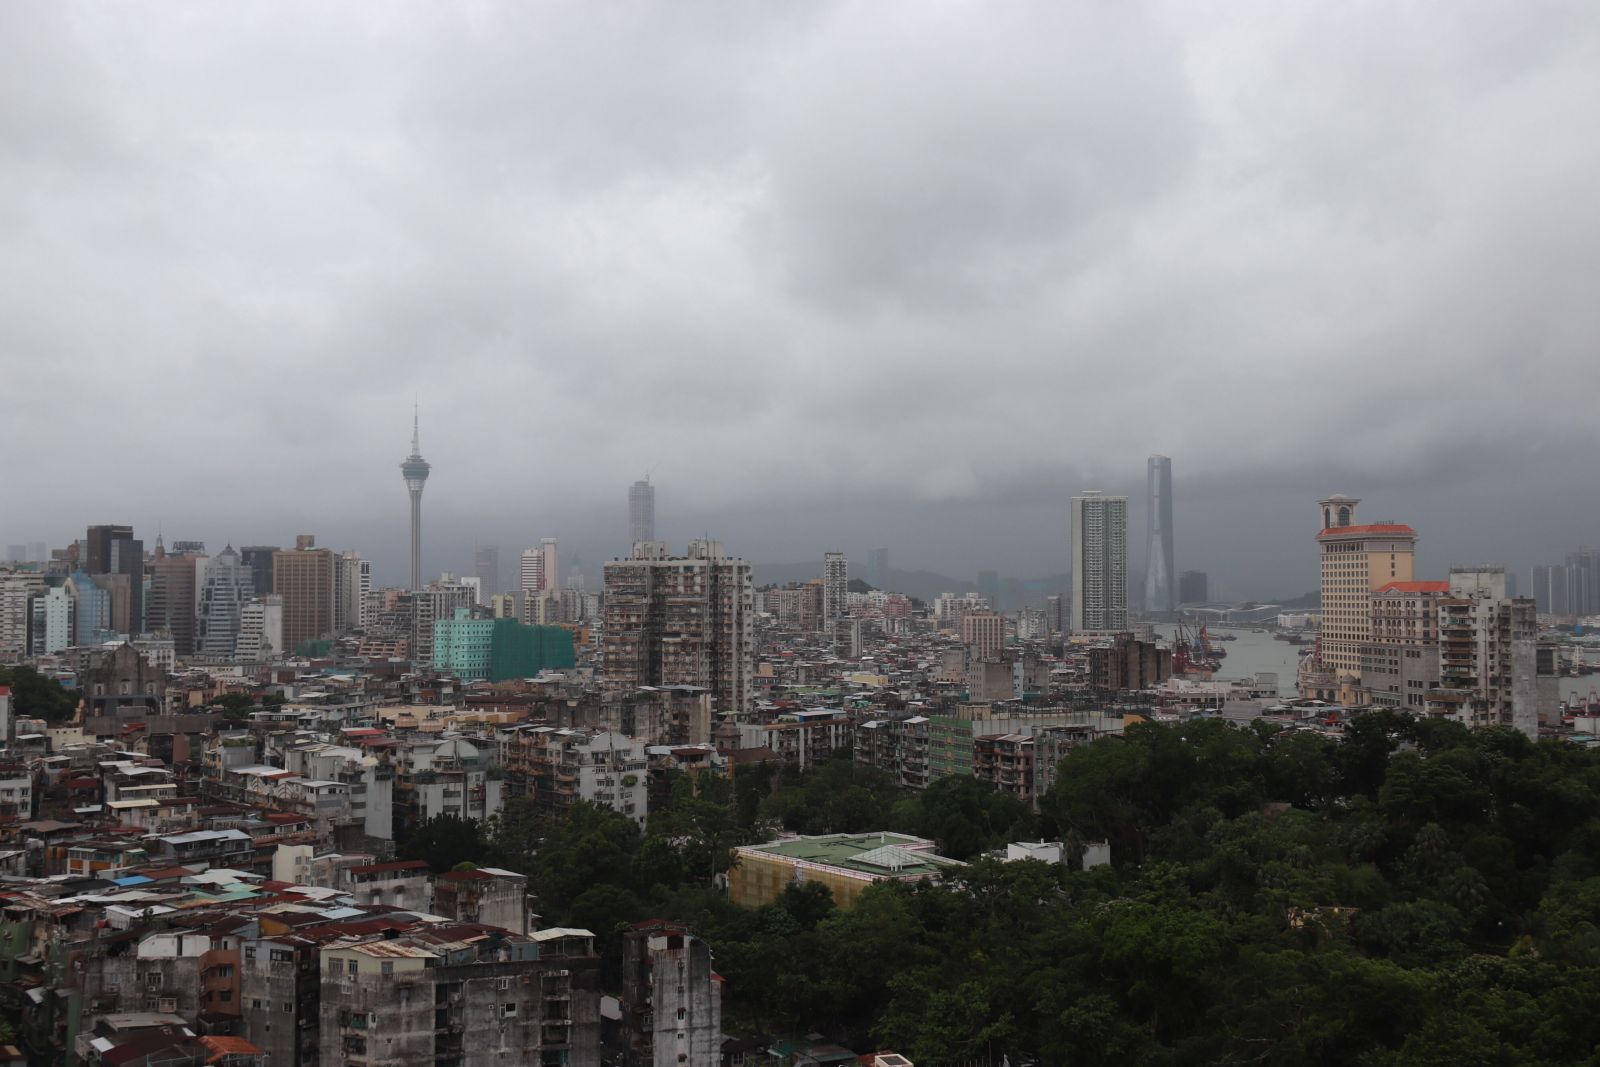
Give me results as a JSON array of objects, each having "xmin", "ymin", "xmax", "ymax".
[{"xmin": 3, "ymin": 1, "xmax": 1597, "ymax": 595}]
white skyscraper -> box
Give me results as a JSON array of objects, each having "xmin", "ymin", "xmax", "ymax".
[
  {"xmin": 541, "ymin": 538, "xmax": 559, "ymax": 593},
  {"xmin": 236, "ymin": 595, "xmax": 284, "ymax": 661},
  {"xmin": 519, "ymin": 547, "xmax": 546, "ymax": 596},
  {"xmin": 197, "ymin": 546, "xmax": 256, "ymax": 657},
  {"xmin": 629, "ymin": 479, "xmax": 655, "ymax": 546},
  {"xmin": 823, "ymin": 552, "xmax": 848, "ymax": 621},
  {"xmin": 334, "ymin": 552, "xmax": 372, "ymax": 633},
  {"xmin": 1071, "ymin": 491, "xmax": 1129, "ymax": 633},
  {"xmin": 30, "ymin": 584, "xmax": 75, "ymax": 655}
]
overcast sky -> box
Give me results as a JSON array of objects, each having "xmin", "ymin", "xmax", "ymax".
[{"xmin": 3, "ymin": 1, "xmax": 1597, "ymax": 596}]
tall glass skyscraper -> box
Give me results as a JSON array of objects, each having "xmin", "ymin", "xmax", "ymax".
[
  {"xmin": 629, "ymin": 478, "xmax": 656, "ymax": 545},
  {"xmin": 1143, "ymin": 454, "xmax": 1175, "ymax": 614}
]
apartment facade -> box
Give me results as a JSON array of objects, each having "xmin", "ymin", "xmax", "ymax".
[
  {"xmin": 1070, "ymin": 492, "xmax": 1128, "ymax": 632},
  {"xmin": 602, "ymin": 541, "xmax": 753, "ymax": 719}
]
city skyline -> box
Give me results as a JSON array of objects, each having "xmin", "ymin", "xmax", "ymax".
[
  {"xmin": 5, "ymin": 6, "xmax": 1598, "ymax": 1062},
  {"xmin": 3, "ymin": 4, "xmax": 1597, "ymax": 598},
  {"xmin": 8, "ymin": 469, "xmax": 1593, "ymax": 606}
]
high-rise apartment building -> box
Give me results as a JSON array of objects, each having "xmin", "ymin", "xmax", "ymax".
[
  {"xmin": 960, "ymin": 610, "xmax": 1006, "ymax": 658},
  {"xmin": 629, "ymin": 478, "xmax": 656, "ymax": 545},
  {"xmin": 197, "ymin": 546, "xmax": 255, "ymax": 658},
  {"xmin": 1143, "ymin": 455, "xmax": 1175, "ymax": 615},
  {"xmin": 334, "ymin": 552, "xmax": 372, "ymax": 632},
  {"xmin": 29, "ymin": 583, "xmax": 75, "ymax": 655},
  {"xmin": 0, "ymin": 572, "xmax": 45, "ymax": 658},
  {"xmin": 823, "ymin": 551, "xmax": 848, "ymax": 621},
  {"xmin": 1178, "ymin": 570, "xmax": 1208, "ymax": 604},
  {"xmin": 400, "ymin": 409, "xmax": 431, "ymax": 591},
  {"xmin": 602, "ymin": 541, "xmax": 753, "ymax": 718},
  {"xmin": 412, "ymin": 579, "xmax": 477, "ymax": 665},
  {"xmin": 1070, "ymin": 491, "xmax": 1128, "ymax": 633},
  {"xmin": 1359, "ymin": 579, "xmax": 1448, "ymax": 709},
  {"xmin": 1433, "ymin": 568, "xmax": 1541, "ymax": 738},
  {"xmin": 473, "ymin": 545, "xmax": 499, "ymax": 601},
  {"xmin": 519, "ymin": 546, "xmax": 546, "ymax": 596},
  {"xmin": 621, "ymin": 922, "xmax": 723, "ymax": 1067},
  {"xmin": 145, "ymin": 543, "xmax": 205, "ymax": 657},
  {"xmin": 1314, "ymin": 496, "xmax": 1417, "ymax": 700},
  {"xmin": 866, "ymin": 547, "xmax": 889, "ymax": 590},
  {"xmin": 541, "ymin": 537, "xmax": 559, "ymax": 593},
  {"xmin": 273, "ymin": 535, "xmax": 336, "ymax": 656},
  {"xmin": 1563, "ymin": 549, "xmax": 1600, "ymax": 618},
  {"xmin": 1045, "ymin": 594, "xmax": 1066, "ymax": 634},
  {"xmin": 84, "ymin": 524, "xmax": 144, "ymax": 635},
  {"xmin": 235, "ymin": 595, "xmax": 283, "ymax": 661}
]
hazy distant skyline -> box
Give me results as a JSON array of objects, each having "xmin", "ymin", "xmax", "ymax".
[{"xmin": 3, "ymin": 2, "xmax": 1597, "ymax": 596}]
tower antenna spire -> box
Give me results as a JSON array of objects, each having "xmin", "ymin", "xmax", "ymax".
[{"xmin": 401, "ymin": 400, "xmax": 432, "ymax": 592}]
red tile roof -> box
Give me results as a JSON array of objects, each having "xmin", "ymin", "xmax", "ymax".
[
  {"xmin": 346, "ymin": 859, "xmax": 431, "ymax": 876},
  {"xmin": 1318, "ymin": 524, "xmax": 1417, "ymax": 539},
  {"xmin": 199, "ymin": 1036, "xmax": 263, "ymax": 1063},
  {"xmin": 1375, "ymin": 580, "xmax": 1450, "ymax": 594}
]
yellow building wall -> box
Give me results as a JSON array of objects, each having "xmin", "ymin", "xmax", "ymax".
[
  {"xmin": 728, "ymin": 853, "xmax": 874, "ymax": 910},
  {"xmin": 1365, "ymin": 549, "xmax": 1414, "ymax": 590}
]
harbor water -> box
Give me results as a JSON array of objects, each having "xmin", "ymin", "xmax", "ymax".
[{"xmin": 1154, "ymin": 624, "xmax": 1309, "ymax": 696}]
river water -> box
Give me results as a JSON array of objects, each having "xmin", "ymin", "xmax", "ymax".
[{"xmin": 1154, "ymin": 624, "xmax": 1309, "ymax": 696}]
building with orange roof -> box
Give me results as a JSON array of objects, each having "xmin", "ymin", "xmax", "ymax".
[{"xmin": 1308, "ymin": 496, "xmax": 1418, "ymax": 704}]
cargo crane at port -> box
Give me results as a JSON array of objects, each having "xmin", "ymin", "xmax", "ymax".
[{"xmin": 1173, "ymin": 620, "xmax": 1220, "ymax": 676}]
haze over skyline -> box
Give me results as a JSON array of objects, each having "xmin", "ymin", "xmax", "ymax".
[{"xmin": 4, "ymin": 2, "xmax": 1598, "ymax": 595}]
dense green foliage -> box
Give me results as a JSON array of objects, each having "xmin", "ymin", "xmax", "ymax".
[
  {"xmin": 439, "ymin": 715, "xmax": 1600, "ymax": 1064},
  {"xmin": 399, "ymin": 813, "xmax": 495, "ymax": 874},
  {"xmin": 209, "ymin": 692, "xmax": 255, "ymax": 719},
  {"xmin": 0, "ymin": 664, "xmax": 78, "ymax": 722}
]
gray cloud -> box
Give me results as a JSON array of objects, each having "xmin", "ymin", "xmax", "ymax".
[{"xmin": 2, "ymin": 0, "xmax": 1598, "ymax": 596}]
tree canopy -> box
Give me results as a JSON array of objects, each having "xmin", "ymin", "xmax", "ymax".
[
  {"xmin": 0, "ymin": 664, "xmax": 78, "ymax": 722},
  {"xmin": 417, "ymin": 716, "xmax": 1600, "ymax": 1064}
]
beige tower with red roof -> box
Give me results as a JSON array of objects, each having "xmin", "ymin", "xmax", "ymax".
[{"xmin": 1316, "ymin": 495, "xmax": 1418, "ymax": 702}]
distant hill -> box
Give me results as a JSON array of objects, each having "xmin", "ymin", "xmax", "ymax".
[{"xmin": 753, "ymin": 562, "xmax": 1070, "ymax": 609}]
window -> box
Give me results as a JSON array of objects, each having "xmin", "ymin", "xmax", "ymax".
[
  {"xmin": 380, "ymin": 961, "xmax": 393, "ymax": 976},
  {"xmin": 282, "ymin": 1003, "xmax": 294, "ymax": 1014},
  {"xmin": 503, "ymin": 1003, "xmax": 518, "ymax": 1017}
]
